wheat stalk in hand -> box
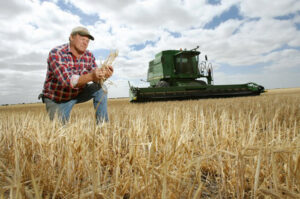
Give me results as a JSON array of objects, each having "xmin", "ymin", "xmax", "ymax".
[{"xmin": 99, "ymin": 50, "xmax": 118, "ymax": 89}]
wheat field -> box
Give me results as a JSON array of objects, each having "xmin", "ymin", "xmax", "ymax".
[{"xmin": 0, "ymin": 88, "xmax": 300, "ymax": 198}]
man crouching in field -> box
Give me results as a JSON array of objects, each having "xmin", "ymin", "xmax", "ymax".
[{"xmin": 39, "ymin": 26, "xmax": 113, "ymax": 124}]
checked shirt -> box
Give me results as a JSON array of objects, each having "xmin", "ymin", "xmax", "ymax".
[{"xmin": 42, "ymin": 43, "xmax": 97, "ymax": 102}]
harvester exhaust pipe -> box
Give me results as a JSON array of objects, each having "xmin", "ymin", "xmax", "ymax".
[{"xmin": 190, "ymin": 46, "xmax": 200, "ymax": 51}]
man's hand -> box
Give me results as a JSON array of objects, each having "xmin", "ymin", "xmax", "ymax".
[
  {"xmin": 91, "ymin": 68, "xmax": 105, "ymax": 82},
  {"xmin": 104, "ymin": 65, "xmax": 114, "ymax": 79},
  {"xmin": 92, "ymin": 66, "xmax": 114, "ymax": 82},
  {"xmin": 93, "ymin": 68, "xmax": 105, "ymax": 81}
]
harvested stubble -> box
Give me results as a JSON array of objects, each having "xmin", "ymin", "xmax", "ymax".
[{"xmin": 0, "ymin": 89, "xmax": 300, "ymax": 198}]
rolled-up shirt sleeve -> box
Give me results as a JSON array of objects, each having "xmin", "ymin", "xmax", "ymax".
[
  {"xmin": 70, "ymin": 74, "xmax": 80, "ymax": 87},
  {"xmin": 48, "ymin": 51, "xmax": 75, "ymax": 88}
]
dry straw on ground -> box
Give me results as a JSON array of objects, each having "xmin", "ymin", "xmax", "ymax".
[{"xmin": 0, "ymin": 88, "xmax": 300, "ymax": 198}]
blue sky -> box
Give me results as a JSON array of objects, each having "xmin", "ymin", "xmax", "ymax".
[
  {"xmin": 0, "ymin": 0, "xmax": 299, "ymax": 104},
  {"xmin": 55, "ymin": 0, "xmax": 101, "ymax": 25},
  {"xmin": 204, "ymin": 5, "xmax": 243, "ymax": 29}
]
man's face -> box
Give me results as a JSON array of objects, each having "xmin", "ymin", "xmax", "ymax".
[{"xmin": 70, "ymin": 34, "xmax": 90, "ymax": 54}]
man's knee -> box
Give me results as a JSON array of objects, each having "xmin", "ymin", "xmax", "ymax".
[
  {"xmin": 87, "ymin": 82, "xmax": 101, "ymax": 92},
  {"xmin": 94, "ymin": 86, "xmax": 107, "ymax": 101}
]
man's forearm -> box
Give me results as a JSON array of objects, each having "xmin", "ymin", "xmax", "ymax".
[{"xmin": 76, "ymin": 73, "xmax": 93, "ymax": 87}]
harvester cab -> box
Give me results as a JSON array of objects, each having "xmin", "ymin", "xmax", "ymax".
[
  {"xmin": 146, "ymin": 46, "xmax": 211, "ymax": 88},
  {"xmin": 129, "ymin": 47, "xmax": 264, "ymax": 102}
]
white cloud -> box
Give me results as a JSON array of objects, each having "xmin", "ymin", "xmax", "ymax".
[
  {"xmin": 264, "ymin": 49, "xmax": 300, "ymax": 71},
  {"xmin": 0, "ymin": 69, "xmax": 45, "ymax": 104},
  {"xmin": 0, "ymin": 0, "xmax": 31, "ymax": 20},
  {"xmin": 240, "ymin": 0, "xmax": 300, "ymax": 18}
]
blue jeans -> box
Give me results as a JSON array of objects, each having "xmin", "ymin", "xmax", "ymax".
[{"xmin": 44, "ymin": 83, "xmax": 108, "ymax": 124}]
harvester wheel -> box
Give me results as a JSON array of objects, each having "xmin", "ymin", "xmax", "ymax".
[{"xmin": 156, "ymin": 81, "xmax": 169, "ymax": 87}]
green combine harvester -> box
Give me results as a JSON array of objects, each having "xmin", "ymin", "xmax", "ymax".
[{"xmin": 129, "ymin": 47, "xmax": 264, "ymax": 102}]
